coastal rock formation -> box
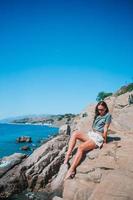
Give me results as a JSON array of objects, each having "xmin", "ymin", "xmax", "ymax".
[
  {"xmin": 22, "ymin": 133, "xmax": 69, "ymax": 191},
  {"xmin": 0, "ymin": 153, "xmax": 26, "ymax": 178},
  {"xmin": 70, "ymin": 91, "xmax": 133, "ymax": 135},
  {"xmin": 0, "ymin": 132, "xmax": 69, "ymax": 199},
  {"xmin": 59, "ymin": 124, "xmax": 71, "ymax": 135},
  {"xmin": 59, "ymin": 91, "xmax": 133, "ymax": 200},
  {"xmin": 51, "ymin": 163, "xmax": 68, "ymax": 191},
  {"xmin": 12, "ymin": 114, "xmax": 76, "ymax": 127},
  {"xmin": 0, "ymin": 90, "xmax": 133, "ymax": 200},
  {"xmin": 16, "ymin": 136, "xmax": 32, "ymax": 143},
  {"xmin": 62, "ymin": 133, "xmax": 133, "ymax": 200},
  {"xmin": 0, "ymin": 153, "xmax": 28, "ymax": 199}
]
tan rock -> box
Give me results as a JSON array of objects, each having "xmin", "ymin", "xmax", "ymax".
[
  {"xmin": 51, "ymin": 163, "xmax": 68, "ymax": 191},
  {"xmin": 0, "ymin": 153, "xmax": 26, "ymax": 178},
  {"xmin": 71, "ymin": 91, "xmax": 133, "ymax": 135},
  {"xmin": 62, "ymin": 135, "xmax": 133, "ymax": 200},
  {"xmin": 63, "ymin": 178, "xmax": 95, "ymax": 200},
  {"xmin": 88, "ymin": 172, "xmax": 133, "ymax": 200}
]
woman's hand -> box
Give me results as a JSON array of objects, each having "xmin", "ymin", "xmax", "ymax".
[
  {"xmin": 102, "ymin": 132, "xmax": 107, "ymax": 143},
  {"xmin": 103, "ymin": 123, "xmax": 110, "ymax": 144}
]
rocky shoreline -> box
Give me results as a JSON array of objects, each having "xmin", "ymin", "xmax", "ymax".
[
  {"xmin": 10, "ymin": 114, "xmax": 77, "ymax": 128},
  {"xmin": 0, "ymin": 125, "xmax": 70, "ymax": 199},
  {"xmin": 0, "ymin": 91, "xmax": 133, "ymax": 200}
]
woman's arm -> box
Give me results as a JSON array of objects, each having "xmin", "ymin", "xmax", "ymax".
[{"xmin": 103, "ymin": 123, "xmax": 110, "ymax": 143}]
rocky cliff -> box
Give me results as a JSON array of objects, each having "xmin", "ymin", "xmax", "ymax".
[
  {"xmin": 61, "ymin": 91, "xmax": 133, "ymax": 200},
  {"xmin": 71, "ymin": 91, "xmax": 133, "ymax": 134},
  {"xmin": 0, "ymin": 128, "xmax": 69, "ymax": 199},
  {"xmin": 0, "ymin": 91, "xmax": 133, "ymax": 200}
]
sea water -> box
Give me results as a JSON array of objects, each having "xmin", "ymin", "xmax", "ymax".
[{"xmin": 0, "ymin": 123, "xmax": 59, "ymax": 158}]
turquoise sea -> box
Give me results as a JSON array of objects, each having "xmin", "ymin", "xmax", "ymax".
[{"xmin": 0, "ymin": 123, "xmax": 59, "ymax": 159}]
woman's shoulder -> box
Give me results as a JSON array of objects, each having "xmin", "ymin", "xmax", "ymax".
[{"xmin": 105, "ymin": 112, "xmax": 112, "ymax": 118}]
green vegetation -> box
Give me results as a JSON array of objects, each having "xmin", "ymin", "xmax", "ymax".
[
  {"xmin": 57, "ymin": 113, "xmax": 76, "ymax": 121},
  {"xmin": 13, "ymin": 118, "xmax": 32, "ymax": 124},
  {"xmin": 115, "ymin": 83, "xmax": 133, "ymax": 96},
  {"xmin": 96, "ymin": 92, "xmax": 113, "ymax": 102},
  {"xmin": 12, "ymin": 113, "xmax": 77, "ymax": 124},
  {"xmin": 96, "ymin": 83, "xmax": 133, "ymax": 102}
]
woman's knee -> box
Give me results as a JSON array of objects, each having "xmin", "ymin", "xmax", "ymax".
[
  {"xmin": 72, "ymin": 130, "xmax": 80, "ymax": 138},
  {"xmin": 78, "ymin": 140, "xmax": 96, "ymax": 153},
  {"xmin": 77, "ymin": 144, "xmax": 85, "ymax": 153},
  {"xmin": 71, "ymin": 130, "xmax": 88, "ymax": 142}
]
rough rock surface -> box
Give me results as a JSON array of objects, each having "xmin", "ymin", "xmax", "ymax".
[
  {"xmin": 0, "ymin": 154, "xmax": 28, "ymax": 199},
  {"xmin": 57, "ymin": 92, "xmax": 133, "ymax": 200},
  {"xmin": 0, "ymin": 91, "xmax": 133, "ymax": 200},
  {"xmin": 51, "ymin": 163, "xmax": 68, "ymax": 191},
  {"xmin": 0, "ymin": 153, "xmax": 26, "ymax": 178},
  {"xmin": 0, "ymin": 132, "xmax": 69, "ymax": 199},
  {"xmin": 16, "ymin": 136, "xmax": 32, "ymax": 143},
  {"xmin": 59, "ymin": 124, "xmax": 71, "ymax": 135},
  {"xmin": 62, "ymin": 133, "xmax": 133, "ymax": 200},
  {"xmin": 71, "ymin": 91, "xmax": 133, "ymax": 134},
  {"xmin": 23, "ymin": 134, "xmax": 68, "ymax": 191}
]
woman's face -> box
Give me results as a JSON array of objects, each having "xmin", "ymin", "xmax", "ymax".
[{"xmin": 97, "ymin": 105, "xmax": 106, "ymax": 116}]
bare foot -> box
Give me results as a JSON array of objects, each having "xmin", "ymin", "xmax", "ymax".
[{"xmin": 64, "ymin": 169, "xmax": 76, "ymax": 181}]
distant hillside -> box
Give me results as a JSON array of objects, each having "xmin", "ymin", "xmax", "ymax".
[
  {"xmin": 1, "ymin": 83, "xmax": 132, "ymax": 127},
  {"xmin": 96, "ymin": 82, "xmax": 133, "ymax": 102},
  {"xmin": 11, "ymin": 113, "xmax": 77, "ymax": 127},
  {"xmin": 0, "ymin": 114, "xmax": 51, "ymax": 123},
  {"xmin": 114, "ymin": 82, "xmax": 133, "ymax": 96}
]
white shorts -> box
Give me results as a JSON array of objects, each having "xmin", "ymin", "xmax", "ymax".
[{"xmin": 87, "ymin": 131, "xmax": 104, "ymax": 148}]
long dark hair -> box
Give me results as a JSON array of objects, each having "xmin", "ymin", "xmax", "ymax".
[{"xmin": 93, "ymin": 101, "xmax": 109, "ymax": 125}]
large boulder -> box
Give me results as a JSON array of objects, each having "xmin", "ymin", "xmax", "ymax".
[
  {"xmin": 0, "ymin": 133, "xmax": 69, "ymax": 199},
  {"xmin": 23, "ymin": 136, "xmax": 69, "ymax": 191},
  {"xmin": 16, "ymin": 136, "xmax": 32, "ymax": 143},
  {"xmin": 88, "ymin": 172, "xmax": 133, "ymax": 200},
  {"xmin": 51, "ymin": 163, "xmax": 68, "ymax": 191},
  {"xmin": 0, "ymin": 153, "xmax": 26, "ymax": 178},
  {"xmin": 0, "ymin": 153, "xmax": 27, "ymax": 199},
  {"xmin": 59, "ymin": 124, "xmax": 71, "ymax": 135},
  {"xmin": 105, "ymin": 91, "xmax": 133, "ymax": 134}
]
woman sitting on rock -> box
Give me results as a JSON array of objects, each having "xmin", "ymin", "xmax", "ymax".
[{"xmin": 64, "ymin": 101, "xmax": 112, "ymax": 180}]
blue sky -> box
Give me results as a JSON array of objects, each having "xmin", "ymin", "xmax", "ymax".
[{"xmin": 0, "ymin": 0, "xmax": 133, "ymax": 119}]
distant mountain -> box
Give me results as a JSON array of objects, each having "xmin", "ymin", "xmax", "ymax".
[
  {"xmin": 11, "ymin": 113, "xmax": 77, "ymax": 127},
  {"xmin": 0, "ymin": 114, "xmax": 51, "ymax": 123},
  {"xmin": 0, "ymin": 113, "xmax": 78, "ymax": 128}
]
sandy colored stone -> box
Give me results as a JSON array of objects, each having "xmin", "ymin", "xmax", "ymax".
[
  {"xmin": 51, "ymin": 163, "xmax": 68, "ymax": 191},
  {"xmin": 63, "ymin": 178, "xmax": 95, "ymax": 200},
  {"xmin": 88, "ymin": 172, "xmax": 133, "ymax": 200}
]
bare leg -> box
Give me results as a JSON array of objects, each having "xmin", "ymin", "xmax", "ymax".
[
  {"xmin": 64, "ymin": 130, "xmax": 89, "ymax": 164},
  {"xmin": 64, "ymin": 139, "xmax": 96, "ymax": 180}
]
